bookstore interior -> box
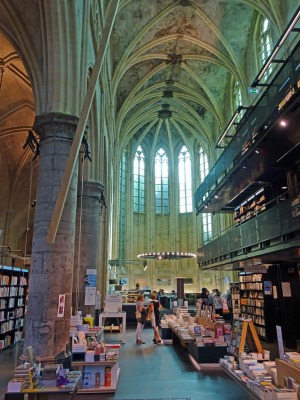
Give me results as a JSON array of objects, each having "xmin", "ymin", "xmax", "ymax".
[{"xmin": 1, "ymin": 1, "xmax": 300, "ymax": 400}]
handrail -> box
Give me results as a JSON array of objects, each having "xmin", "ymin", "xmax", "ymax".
[
  {"xmin": 199, "ymin": 184, "xmax": 300, "ymax": 248},
  {"xmin": 194, "ymin": 39, "xmax": 300, "ymax": 210}
]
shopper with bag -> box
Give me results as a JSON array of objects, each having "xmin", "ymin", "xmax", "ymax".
[
  {"xmin": 149, "ymin": 292, "xmax": 162, "ymax": 344},
  {"xmin": 135, "ymin": 294, "xmax": 147, "ymax": 344}
]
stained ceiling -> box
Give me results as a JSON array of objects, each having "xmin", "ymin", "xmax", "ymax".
[
  {"xmin": 0, "ymin": 0, "xmax": 293, "ymax": 251},
  {"xmin": 113, "ymin": 0, "xmax": 263, "ymax": 154}
]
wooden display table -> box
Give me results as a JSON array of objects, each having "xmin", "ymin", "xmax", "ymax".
[
  {"xmin": 195, "ymin": 316, "xmax": 217, "ymax": 331},
  {"xmin": 276, "ymin": 359, "xmax": 300, "ymax": 400},
  {"xmin": 187, "ymin": 342, "xmax": 228, "ymax": 363}
]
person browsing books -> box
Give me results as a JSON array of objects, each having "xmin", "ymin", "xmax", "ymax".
[
  {"xmin": 213, "ymin": 292, "xmax": 223, "ymax": 316},
  {"xmin": 135, "ymin": 294, "xmax": 147, "ymax": 344}
]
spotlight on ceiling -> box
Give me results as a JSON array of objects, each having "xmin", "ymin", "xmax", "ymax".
[{"xmin": 279, "ymin": 119, "xmax": 288, "ymax": 127}]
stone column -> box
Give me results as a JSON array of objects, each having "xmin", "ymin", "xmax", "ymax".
[
  {"xmin": 24, "ymin": 113, "xmax": 79, "ymax": 363},
  {"xmin": 72, "ymin": 181, "xmax": 104, "ymax": 318}
]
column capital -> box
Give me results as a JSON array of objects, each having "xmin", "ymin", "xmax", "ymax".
[
  {"xmin": 77, "ymin": 181, "xmax": 105, "ymax": 200},
  {"xmin": 34, "ymin": 112, "xmax": 79, "ymax": 140}
]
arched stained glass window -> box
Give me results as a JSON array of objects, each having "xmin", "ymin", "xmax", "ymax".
[
  {"xmin": 178, "ymin": 145, "xmax": 192, "ymax": 213},
  {"xmin": 155, "ymin": 148, "xmax": 169, "ymax": 214},
  {"xmin": 199, "ymin": 147, "xmax": 209, "ymax": 183},
  {"xmin": 259, "ymin": 18, "xmax": 273, "ymax": 80},
  {"xmin": 233, "ymin": 80, "xmax": 242, "ymax": 122},
  {"xmin": 133, "ymin": 145, "xmax": 145, "ymax": 213},
  {"xmin": 199, "ymin": 147, "xmax": 212, "ymax": 241},
  {"xmin": 119, "ymin": 150, "xmax": 126, "ymax": 260}
]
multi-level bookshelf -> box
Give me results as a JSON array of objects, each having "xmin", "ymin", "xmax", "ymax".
[
  {"xmin": 233, "ymin": 189, "xmax": 266, "ymax": 226},
  {"xmin": 230, "ymin": 282, "xmax": 240, "ymax": 320},
  {"xmin": 239, "ymin": 273, "xmax": 272, "ymax": 340},
  {"xmin": 0, "ymin": 265, "xmax": 28, "ymax": 349}
]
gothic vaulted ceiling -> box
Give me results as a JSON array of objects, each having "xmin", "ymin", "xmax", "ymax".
[
  {"xmin": 0, "ymin": 0, "xmax": 291, "ymax": 250},
  {"xmin": 112, "ymin": 0, "xmax": 283, "ymax": 156}
]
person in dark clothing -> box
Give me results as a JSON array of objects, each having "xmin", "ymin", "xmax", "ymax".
[{"xmin": 196, "ymin": 287, "xmax": 209, "ymax": 310}]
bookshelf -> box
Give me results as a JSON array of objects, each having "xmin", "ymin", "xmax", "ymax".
[
  {"xmin": 0, "ymin": 265, "xmax": 28, "ymax": 350},
  {"xmin": 239, "ymin": 273, "xmax": 268, "ymax": 339},
  {"xmin": 233, "ymin": 189, "xmax": 266, "ymax": 226},
  {"xmin": 230, "ymin": 282, "xmax": 240, "ymax": 320}
]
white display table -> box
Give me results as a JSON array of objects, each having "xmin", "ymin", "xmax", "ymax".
[{"xmin": 99, "ymin": 312, "xmax": 126, "ymax": 343}]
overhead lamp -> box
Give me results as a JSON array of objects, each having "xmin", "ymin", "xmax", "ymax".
[
  {"xmin": 251, "ymin": 6, "xmax": 300, "ymax": 87},
  {"xmin": 214, "ymin": 193, "xmax": 219, "ymax": 199},
  {"xmin": 279, "ymin": 119, "xmax": 288, "ymax": 127},
  {"xmin": 137, "ymin": 252, "xmax": 196, "ymax": 260}
]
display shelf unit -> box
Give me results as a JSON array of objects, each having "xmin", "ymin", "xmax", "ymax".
[
  {"xmin": 276, "ymin": 358, "xmax": 300, "ymax": 399},
  {"xmin": 0, "ymin": 266, "xmax": 28, "ymax": 350},
  {"xmin": 230, "ymin": 282, "xmax": 240, "ymax": 320},
  {"xmin": 239, "ymin": 273, "xmax": 268, "ymax": 339},
  {"xmin": 233, "ymin": 189, "xmax": 266, "ymax": 226},
  {"xmin": 229, "ymin": 319, "xmax": 262, "ymax": 358},
  {"xmin": 71, "ymin": 360, "xmax": 120, "ymax": 394}
]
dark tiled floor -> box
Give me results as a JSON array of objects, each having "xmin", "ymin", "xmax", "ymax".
[{"xmin": 0, "ymin": 324, "xmax": 254, "ymax": 400}]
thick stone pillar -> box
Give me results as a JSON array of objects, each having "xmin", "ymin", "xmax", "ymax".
[
  {"xmin": 72, "ymin": 181, "xmax": 104, "ymax": 318},
  {"xmin": 24, "ymin": 113, "xmax": 79, "ymax": 362}
]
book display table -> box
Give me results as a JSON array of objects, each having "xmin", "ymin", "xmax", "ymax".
[
  {"xmin": 187, "ymin": 343, "xmax": 228, "ymax": 363},
  {"xmin": 5, "ymin": 371, "xmax": 81, "ymax": 400},
  {"xmin": 71, "ymin": 360, "xmax": 120, "ymax": 394},
  {"xmin": 99, "ymin": 312, "xmax": 126, "ymax": 343}
]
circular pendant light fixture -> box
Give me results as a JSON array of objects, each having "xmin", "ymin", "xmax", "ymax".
[{"xmin": 137, "ymin": 251, "xmax": 196, "ymax": 260}]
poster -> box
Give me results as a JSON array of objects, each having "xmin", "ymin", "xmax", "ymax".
[
  {"xmin": 263, "ymin": 281, "xmax": 272, "ymax": 295},
  {"xmin": 281, "ymin": 282, "xmax": 292, "ymax": 297},
  {"xmin": 57, "ymin": 294, "xmax": 65, "ymax": 317},
  {"xmin": 84, "ymin": 286, "xmax": 96, "ymax": 305},
  {"xmin": 104, "ymin": 294, "xmax": 122, "ymax": 312},
  {"xmin": 85, "ymin": 269, "xmax": 97, "ymax": 287}
]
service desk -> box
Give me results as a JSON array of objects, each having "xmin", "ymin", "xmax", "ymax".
[{"xmin": 99, "ymin": 312, "xmax": 126, "ymax": 343}]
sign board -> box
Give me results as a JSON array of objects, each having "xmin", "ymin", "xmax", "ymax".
[
  {"xmin": 85, "ymin": 286, "xmax": 96, "ymax": 305},
  {"xmin": 263, "ymin": 281, "xmax": 272, "ymax": 295},
  {"xmin": 248, "ymin": 87, "xmax": 260, "ymax": 94},
  {"xmin": 86, "ymin": 269, "xmax": 97, "ymax": 287},
  {"xmin": 276, "ymin": 325, "xmax": 285, "ymax": 359},
  {"xmin": 57, "ymin": 294, "xmax": 65, "ymax": 317},
  {"xmin": 104, "ymin": 293, "xmax": 122, "ymax": 312},
  {"xmin": 244, "ymin": 265, "xmax": 268, "ymax": 273}
]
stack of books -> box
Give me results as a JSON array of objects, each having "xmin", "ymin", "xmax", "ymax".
[
  {"xmin": 14, "ymin": 363, "xmax": 31, "ymax": 378},
  {"xmin": 85, "ymin": 350, "xmax": 95, "ymax": 362},
  {"xmin": 7, "ymin": 378, "xmax": 27, "ymax": 392},
  {"xmin": 40, "ymin": 364, "xmax": 61, "ymax": 387},
  {"xmin": 285, "ymin": 352, "xmax": 300, "ymax": 369}
]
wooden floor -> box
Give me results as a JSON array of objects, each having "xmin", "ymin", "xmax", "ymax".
[{"xmin": 0, "ymin": 323, "xmax": 255, "ymax": 400}]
